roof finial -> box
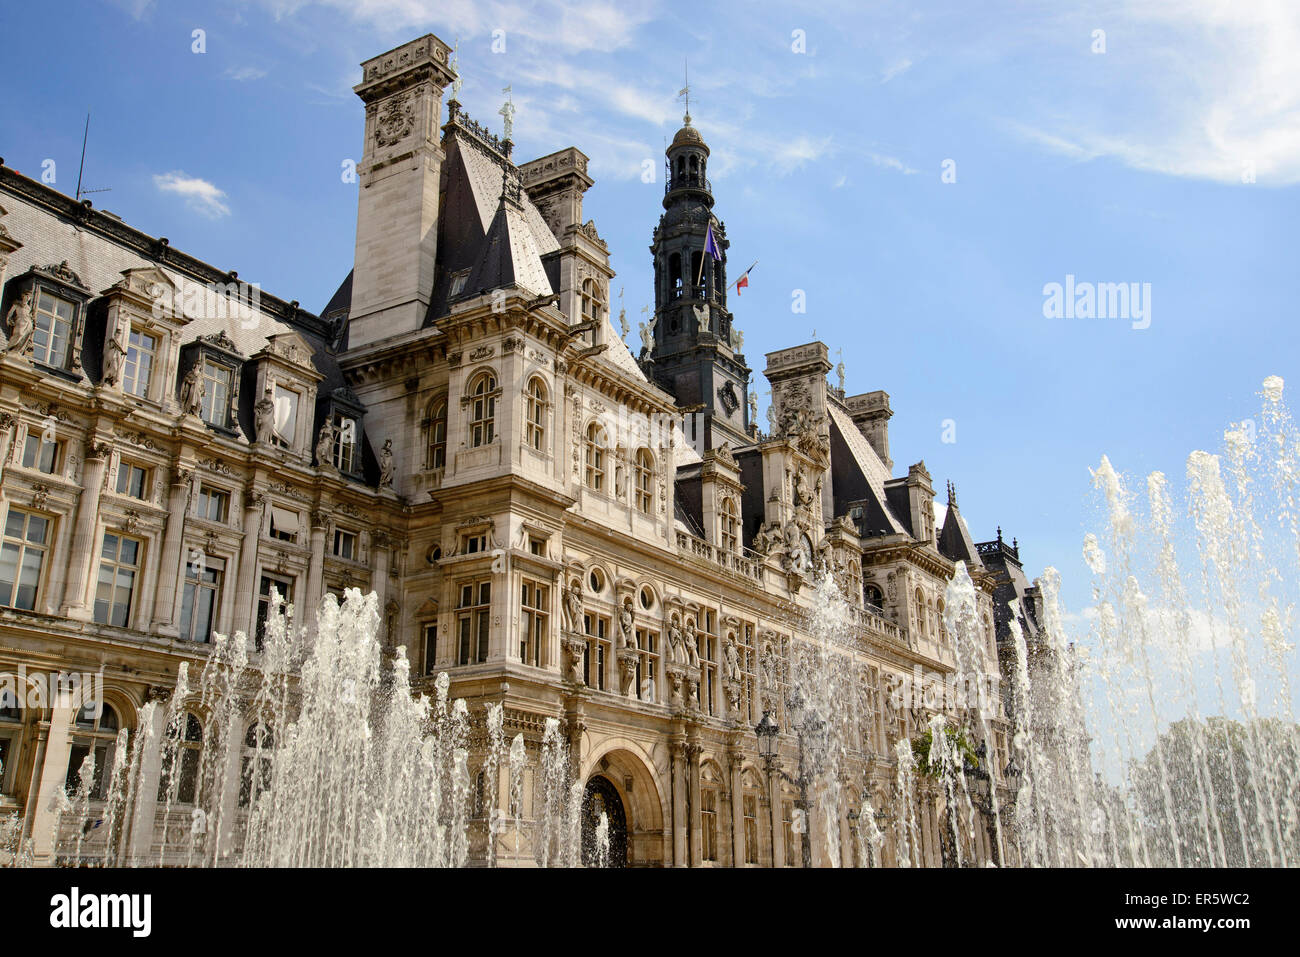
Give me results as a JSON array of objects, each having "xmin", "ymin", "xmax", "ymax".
[
  {"xmin": 947, "ymin": 480, "xmax": 956, "ymax": 508},
  {"xmin": 498, "ymin": 85, "xmax": 515, "ymax": 143},
  {"xmin": 678, "ymin": 59, "xmax": 691, "ymax": 125},
  {"xmin": 996, "ymin": 525, "xmax": 1003, "ymax": 544}
]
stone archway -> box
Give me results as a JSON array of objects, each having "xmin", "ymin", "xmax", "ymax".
[
  {"xmin": 580, "ymin": 775, "xmax": 628, "ymax": 867},
  {"xmin": 580, "ymin": 745, "xmax": 667, "ymax": 867}
]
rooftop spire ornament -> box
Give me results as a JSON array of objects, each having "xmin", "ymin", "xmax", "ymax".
[
  {"xmin": 499, "ymin": 85, "xmax": 515, "ymax": 142},
  {"xmin": 678, "ymin": 60, "xmax": 691, "ymax": 124},
  {"xmin": 449, "ymin": 39, "xmax": 461, "ymax": 99}
]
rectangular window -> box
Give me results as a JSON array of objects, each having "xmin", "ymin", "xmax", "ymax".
[
  {"xmin": 456, "ymin": 580, "xmax": 491, "ymax": 665},
  {"xmin": 699, "ymin": 615, "xmax": 718, "ymax": 716},
  {"xmin": 123, "ymin": 328, "xmax": 157, "ymax": 398},
  {"xmin": 200, "ymin": 359, "xmax": 232, "ymax": 428},
  {"xmin": 196, "ymin": 485, "xmax": 229, "ymax": 523},
  {"xmin": 332, "ymin": 412, "xmax": 357, "ymax": 473},
  {"xmin": 529, "ymin": 536, "xmax": 545, "ymax": 557},
  {"xmin": 32, "ymin": 291, "xmax": 75, "ymax": 367},
  {"xmin": 744, "ymin": 794, "xmax": 759, "ymax": 864},
  {"xmin": 701, "ymin": 790, "xmax": 718, "ymax": 862},
  {"xmin": 635, "ymin": 629, "xmax": 659, "ymax": 702},
  {"xmin": 20, "ymin": 433, "xmax": 60, "ymax": 475},
  {"xmin": 583, "ymin": 614, "xmax": 610, "ymax": 691},
  {"xmin": 461, "ymin": 532, "xmax": 487, "ymax": 554},
  {"xmin": 332, "ymin": 528, "xmax": 357, "ymax": 560},
  {"xmin": 273, "ymin": 385, "xmax": 299, "ymax": 446},
  {"xmin": 0, "ymin": 508, "xmax": 50, "ymax": 611},
  {"xmin": 255, "ymin": 574, "xmax": 294, "ymax": 650},
  {"xmin": 93, "ymin": 532, "xmax": 141, "ymax": 627},
  {"xmin": 179, "ymin": 559, "xmax": 223, "ymax": 643},
  {"xmin": 423, "ymin": 623, "xmax": 438, "ymax": 675},
  {"xmin": 114, "ymin": 462, "xmax": 150, "ymax": 499},
  {"xmin": 520, "ymin": 580, "xmax": 548, "ymax": 667},
  {"xmin": 269, "ymin": 506, "xmax": 300, "ymax": 543}
]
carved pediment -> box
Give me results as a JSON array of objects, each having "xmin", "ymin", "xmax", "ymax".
[{"xmin": 258, "ymin": 330, "xmax": 320, "ymax": 376}]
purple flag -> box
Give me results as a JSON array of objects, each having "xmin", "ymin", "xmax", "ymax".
[{"xmin": 704, "ymin": 223, "xmax": 722, "ymax": 260}]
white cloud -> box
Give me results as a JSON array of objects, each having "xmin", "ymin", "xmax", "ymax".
[
  {"xmin": 1017, "ymin": 0, "xmax": 1300, "ymax": 184},
  {"xmin": 153, "ymin": 172, "xmax": 231, "ymax": 218},
  {"xmin": 769, "ymin": 135, "xmax": 834, "ymax": 174},
  {"xmin": 881, "ymin": 57, "xmax": 912, "ymax": 83},
  {"xmin": 226, "ymin": 65, "xmax": 269, "ymax": 82}
]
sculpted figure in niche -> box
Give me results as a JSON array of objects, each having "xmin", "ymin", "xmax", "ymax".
[
  {"xmin": 682, "ymin": 617, "xmax": 701, "ymax": 669},
  {"xmin": 379, "ymin": 439, "xmax": 395, "ymax": 488},
  {"xmin": 4, "ymin": 290, "xmax": 35, "ymax": 355},
  {"xmin": 724, "ymin": 633, "xmax": 741, "ymax": 683},
  {"xmin": 563, "ymin": 581, "xmax": 584, "ymax": 634},
  {"xmin": 254, "ymin": 387, "xmax": 276, "ymax": 443},
  {"xmin": 618, "ymin": 600, "xmax": 636, "ymax": 651},
  {"xmin": 180, "ymin": 364, "xmax": 204, "ymax": 416},
  {"xmin": 101, "ymin": 319, "xmax": 126, "ymax": 388},
  {"xmin": 316, "ymin": 418, "xmax": 337, "ymax": 467}
]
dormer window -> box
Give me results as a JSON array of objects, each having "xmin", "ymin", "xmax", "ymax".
[
  {"xmin": 122, "ymin": 328, "xmax": 158, "ymax": 398},
  {"xmin": 448, "ymin": 270, "xmax": 470, "ymax": 299},
  {"xmin": 273, "ymin": 384, "xmax": 300, "ymax": 447},
  {"xmin": 332, "ymin": 411, "xmax": 357, "ymax": 472},
  {"xmin": 33, "ymin": 291, "xmax": 75, "ymax": 367},
  {"xmin": 581, "ymin": 279, "xmax": 604, "ymax": 325},
  {"xmin": 200, "ymin": 358, "xmax": 234, "ymax": 428}
]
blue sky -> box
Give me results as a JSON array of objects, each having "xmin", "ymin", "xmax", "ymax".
[{"xmin": 2, "ymin": 0, "xmax": 1298, "ymax": 636}]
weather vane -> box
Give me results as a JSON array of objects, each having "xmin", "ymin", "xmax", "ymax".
[
  {"xmin": 499, "ymin": 85, "xmax": 515, "ymax": 141},
  {"xmin": 678, "ymin": 60, "xmax": 690, "ymax": 122}
]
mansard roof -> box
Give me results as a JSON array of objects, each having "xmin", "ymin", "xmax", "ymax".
[
  {"xmin": 463, "ymin": 186, "xmax": 554, "ymax": 298},
  {"xmin": 826, "ymin": 403, "xmax": 909, "ymax": 536}
]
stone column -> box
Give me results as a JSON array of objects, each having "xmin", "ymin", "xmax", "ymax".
[
  {"xmin": 727, "ymin": 746, "xmax": 743, "ymax": 867},
  {"xmin": 687, "ymin": 739, "xmax": 702, "ymax": 868},
  {"xmin": 30, "ymin": 690, "xmax": 76, "ymax": 864},
  {"xmin": 59, "ymin": 442, "xmax": 110, "ymax": 620},
  {"xmin": 767, "ymin": 759, "xmax": 785, "ymax": 868},
  {"xmin": 304, "ymin": 509, "xmax": 328, "ymax": 631},
  {"xmin": 150, "ymin": 467, "xmax": 192, "ymax": 635},
  {"xmin": 232, "ymin": 490, "xmax": 265, "ymax": 638},
  {"xmin": 126, "ymin": 696, "xmax": 168, "ymax": 865},
  {"xmin": 670, "ymin": 737, "xmax": 687, "ymax": 867}
]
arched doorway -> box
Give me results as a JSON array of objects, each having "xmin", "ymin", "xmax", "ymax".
[{"xmin": 580, "ymin": 775, "xmax": 628, "ymax": 867}]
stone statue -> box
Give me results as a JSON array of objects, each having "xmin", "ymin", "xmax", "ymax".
[
  {"xmin": 836, "ymin": 360, "xmax": 846, "ymax": 394},
  {"xmin": 667, "ymin": 614, "xmax": 686, "ymax": 666},
  {"xmin": 563, "ymin": 581, "xmax": 584, "ymax": 634},
  {"xmin": 4, "ymin": 290, "xmax": 34, "ymax": 356},
  {"xmin": 765, "ymin": 404, "xmax": 776, "ymax": 434},
  {"xmin": 736, "ymin": 330, "xmax": 744, "ymax": 350},
  {"xmin": 618, "ymin": 601, "xmax": 636, "ymax": 651},
  {"xmin": 101, "ymin": 320, "xmax": 126, "ymax": 388},
  {"xmin": 379, "ymin": 439, "xmax": 394, "ymax": 488},
  {"xmin": 618, "ymin": 307, "xmax": 629, "ymax": 341},
  {"xmin": 254, "ymin": 387, "xmax": 276, "ymax": 443},
  {"xmin": 639, "ymin": 321, "xmax": 654, "ymax": 354},
  {"xmin": 682, "ymin": 617, "xmax": 700, "ymax": 668},
  {"xmin": 793, "ymin": 470, "xmax": 814, "ymax": 507},
  {"xmin": 316, "ymin": 418, "xmax": 337, "ymax": 467},
  {"xmin": 180, "ymin": 364, "xmax": 204, "ymax": 417},
  {"xmin": 693, "ymin": 303, "xmax": 709, "ymax": 334},
  {"xmin": 748, "ymin": 390, "xmax": 758, "ymax": 423},
  {"xmin": 724, "ymin": 633, "xmax": 741, "ymax": 682}
]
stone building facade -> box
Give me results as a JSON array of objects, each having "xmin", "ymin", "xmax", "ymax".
[{"xmin": 0, "ymin": 32, "xmax": 1036, "ymax": 867}]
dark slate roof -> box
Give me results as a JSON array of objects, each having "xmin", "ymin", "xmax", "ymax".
[{"xmin": 938, "ymin": 501, "xmax": 983, "ymax": 568}]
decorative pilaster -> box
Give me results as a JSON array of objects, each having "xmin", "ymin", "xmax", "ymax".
[
  {"xmin": 233, "ymin": 490, "xmax": 265, "ymax": 638},
  {"xmin": 305, "ymin": 509, "xmax": 329, "ymax": 630},
  {"xmin": 370, "ymin": 528, "xmax": 390, "ymax": 643},
  {"xmin": 150, "ymin": 466, "xmax": 193, "ymax": 635},
  {"xmin": 59, "ymin": 441, "xmax": 111, "ymax": 620}
]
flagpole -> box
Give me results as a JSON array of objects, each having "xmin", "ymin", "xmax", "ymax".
[{"xmin": 728, "ymin": 260, "xmax": 758, "ymax": 292}]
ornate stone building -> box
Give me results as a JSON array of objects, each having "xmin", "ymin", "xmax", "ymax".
[{"xmin": 0, "ymin": 32, "xmax": 1037, "ymax": 867}]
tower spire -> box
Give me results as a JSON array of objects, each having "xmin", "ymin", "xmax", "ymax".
[{"xmin": 678, "ymin": 59, "xmax": 691, "ymax": 124}]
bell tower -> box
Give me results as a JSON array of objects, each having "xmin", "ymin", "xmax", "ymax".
[{"xmin": 642, "ymin": 114, "xmax": 751, "ymax": 450}]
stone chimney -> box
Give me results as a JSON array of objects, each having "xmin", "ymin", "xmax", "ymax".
[{"xmin": 844, "ymin": 390, "xmax": 892, "ymax": 469}]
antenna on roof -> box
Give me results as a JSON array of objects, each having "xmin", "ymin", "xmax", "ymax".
[{"xmin": 75, "ymin": 112, "xmax": 111, "ymax": 202}]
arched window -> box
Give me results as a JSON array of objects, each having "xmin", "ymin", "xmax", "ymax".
[
  {"xmin": 427, "ymin": 398, "xmax": 447, "ymax": 469},
  {"xmin": 914, "ymin": 588, "xmax": 927, "ymax": 638},
  {"xmin": 585, "ymin": 422, "xmax": 606, "ymax": 492},
  {"xmin": 525, "ymin": 377, "xmax": 547, "ymax": 452},
  {"xmin": 158, "ymin": 712, "xmax": 203, "ymax": 805},
  {"xmin": 239, "ymin": 720, "xmax": 274, "ymax": 807},
  {"xmin": 721, "ymin": 498, "xmax": 739, "ymax": 553},
  {"xmin": 468, "ymin": 372, "xmax": 497, "ymax": 448},
  {"xmin": 65, "ymin": 701, "xmax": 121, "ymax": 800},
  {"xmin": 581, "ymin": 280, "xmax": 604, "ymax": 346},
  {"xmin": 669, "ymin": 253, "xmax": 682, "ymax": 293},
  {"xmin": 634, "ymin": 449, "xmax": 654, "ymax": 514},
  {"xmin": 936, "ymin": 598, "xmax": 947, "ymax": 641},
  {"xmin": 865, "ymin": 584, "xmax": 884, "ymax": 613}
]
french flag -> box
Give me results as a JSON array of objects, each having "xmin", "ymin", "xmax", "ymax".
[{"xmin": 734, "ymin": 261, "xmax": 756, "ymax": 296}]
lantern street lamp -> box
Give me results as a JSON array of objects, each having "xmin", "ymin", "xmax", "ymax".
[{"xmin": 754, "ymin": 696, "xmax": 824, "ymax": 869}]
